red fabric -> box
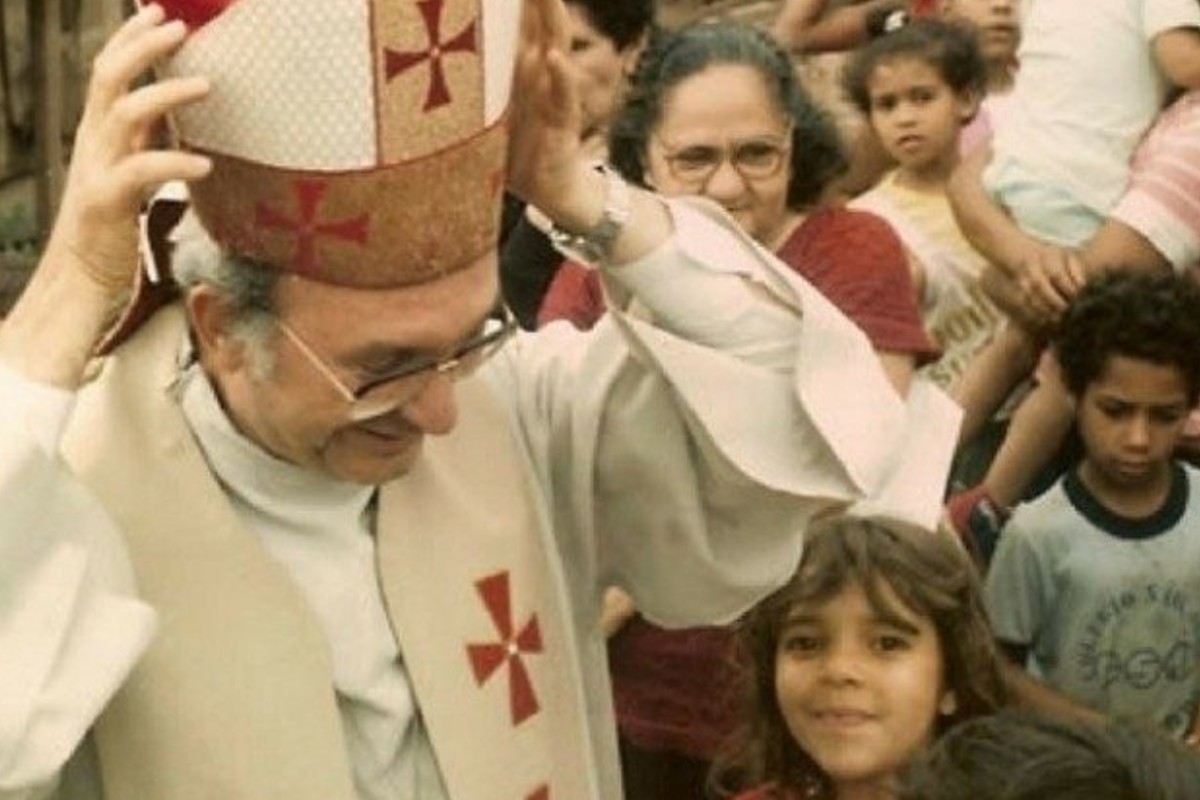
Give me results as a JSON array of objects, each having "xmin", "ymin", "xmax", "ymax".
[
  {"xmin": 775, "ymin": 207, "xmax": 937, "ymax": 360},
  {"xmin": 536, "ymin": 260, "xmax": 604, "ymax": 331},
  {"xmin": 157, "ymin": 0, "xmax": 238, "ymax": 29},
  {"xmin": 607, "ymin": 616, "xmax": 740, "ymax": 760}
]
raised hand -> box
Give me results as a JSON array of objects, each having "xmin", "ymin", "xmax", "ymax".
[
  {"xmin": 49, "ymin": 3, "xmax": 211, "ymax": 294},
  {"xmin": 506, "ymin": 0, "xmax": 592, "ymax": 227},
  {"xmin": 0, "ymin": 4, "xmax": 210, "ymax": 388}
]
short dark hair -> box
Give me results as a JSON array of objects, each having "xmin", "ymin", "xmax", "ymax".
[
  {"xmin": 609, "ymin": 21, "xmax": 847, "ymax": 211},
  {"xmin": 564, "ymin": 0, "xmax": 654, "ymax": 51},
  {"xmin": 711, "ymin": 518, "xmax": 1007, "ymax": 799},
  {"xmin": 900, "ymin": 709, "xmax": 1200, "ymax": 800},
  {"xmin": 843, "ymin": 15, "xmax": 987, "ymax": 116},
  {"xmin": 1055, "ymin": 270, "xmax": 1200, "ymax": 405}
]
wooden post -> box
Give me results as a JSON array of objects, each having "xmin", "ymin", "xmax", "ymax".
[{"xmin": 32, "ymin": 0, "xmax": 66, "ymax": 244}]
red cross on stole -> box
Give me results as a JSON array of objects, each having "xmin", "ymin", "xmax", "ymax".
[
  {"xmin": 467, "ymin": 571, "xmax": 544, "ymax": 725},
  {"xmin": 375, "ymin": 0, "xmax": 484, "ymax": 162}
]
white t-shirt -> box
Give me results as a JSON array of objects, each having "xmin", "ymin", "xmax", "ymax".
[
  {"xmin": 986, "ymin": 0, "xmax": 1200, "ymax": 243},
  {"xmin": 985, "ymin": 465, "xmax": 1200, "ymax": 738}
]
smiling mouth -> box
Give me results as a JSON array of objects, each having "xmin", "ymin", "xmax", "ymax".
[{"xmin": 812, "ymin": 708, "xmax": 876, "ymax": 728}]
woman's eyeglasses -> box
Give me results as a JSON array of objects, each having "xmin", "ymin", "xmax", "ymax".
[{"xmin": 656, "ymin": 127, "xmax": 793, "ymax": 187}]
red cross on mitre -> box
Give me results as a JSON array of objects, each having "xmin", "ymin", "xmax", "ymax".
[
  {"xmin": 466, "ymin": 571, "xmax": 543, "ymax": 726},
  {"xmin": 254, "ymin": 179, "xmax": 370, "ymax": 278},
  {"xmin": 384, "ymin": 0, "xmax": 479, "ymax": 112}
]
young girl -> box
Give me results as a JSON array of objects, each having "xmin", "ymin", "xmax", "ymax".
[
  {"xmin": 846, "ymin": 16, "xmax": 999, "ymax": 395},
  {"xmin": 714, "ymin": 516, "xmax": 1008, "ymax": 800}
]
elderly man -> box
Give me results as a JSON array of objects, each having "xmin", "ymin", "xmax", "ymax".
[{"xmin": 0, "ymin": 1, "xmax": 957, "ymax": 799}]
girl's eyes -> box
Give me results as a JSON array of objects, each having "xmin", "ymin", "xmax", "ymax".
[
  {"xmin": 782, "ymin": 633, "xmax": 823, "ymax": 653},
  {"xmin": 874, "ymin": 635, "xmax": 911, "ymax": 653}
]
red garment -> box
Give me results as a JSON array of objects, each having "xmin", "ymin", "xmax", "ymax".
[
  {"xmin": 774, "ymin": 207, "xmax": 935, "ymax": 359},
  {"xmin": 608, "ymin": 616, "xmax": 739, "ymax": 759},
  {"xmin": 536, "ymin": 259, "xmax": 604, "ymax": 330},
  {"xmin": 536, "ymin": 208, "xmax": 936, "ymax": 363}
]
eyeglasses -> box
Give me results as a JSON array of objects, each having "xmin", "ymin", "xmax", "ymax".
[
  {"xmin": 275, "ymin": 305, "xmax": 517, "ymax": 422},
  {"xmin": 655, "ymin": 127, "xmax": 793, "ymax": 187}
]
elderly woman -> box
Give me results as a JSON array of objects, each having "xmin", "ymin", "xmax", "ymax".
[
  {"xmin": 534, "ymin": 22, "xmax": 935, "ymax": 800},
  {"xmin": 539, "ymin": 21, "xmax": 934, "ymax": 392}
]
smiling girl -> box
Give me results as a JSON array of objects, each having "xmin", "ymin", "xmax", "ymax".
[{"xmin": 714, "ymin": 517, "xmax": 1007, "ymax": 800}]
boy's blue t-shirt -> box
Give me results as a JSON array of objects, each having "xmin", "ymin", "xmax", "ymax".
[{"xmin": 985, "ymin": 462, "xmax": 1200, "ymax": 738}]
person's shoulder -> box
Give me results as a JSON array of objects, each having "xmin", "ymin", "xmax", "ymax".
[
  {"xmin": 801, "ymin": 205, "xmax": 905, "ymax": 250},
  {"xmin": 1005, "ymin": 479, "xmax": 1076, "ymax": 538}
]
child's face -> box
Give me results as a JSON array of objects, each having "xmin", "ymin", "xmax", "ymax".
[
  {"xmin": 774, "ymin": 580, "xmax": 954, "ymax": 794},
  {"xmin": 865, "ymin": 57, "xmax": 976, "ymax": 175},
  {"xmin": 941, "ymin": 0, "xmax": 1020, "ymax": 66},
  {"xmin": 1077, "ymin": 354, "xmax": 1192, "ymax": 494}
]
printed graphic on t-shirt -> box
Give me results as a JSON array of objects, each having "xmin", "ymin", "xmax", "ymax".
[{"xmin": 1069, "ymin": 580, "xmax": 1200, "ymax": 736}]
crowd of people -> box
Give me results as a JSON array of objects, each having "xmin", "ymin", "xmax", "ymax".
[{"xmin": 2, "ymin": 1, "xmax": 1200, "ymax": 799}]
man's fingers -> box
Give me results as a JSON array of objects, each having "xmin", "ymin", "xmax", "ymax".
[
  {"xmin": 104, "ymin": 2, "xmax": 167, "ymax": 52},
  {"xmin": 88, "ymin": 15, "xmax": 189, "ymax": 114},
  {"xmin": 92, "ymin": 150, "xmax": 212, "ymax": 219},
  {"xmin": 102, "ymin": 76, "xmax": 209, "ymax": 150}
]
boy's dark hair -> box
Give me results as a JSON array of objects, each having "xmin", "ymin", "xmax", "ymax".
[
  {"xmin": 564, "ymin": 0, "xmax": 654, "ymax": 51},
  {"xmin": 609, "ymin": 21, "xmax": 847, "ymax": 211},
  {"xmin": 710, "ymin": 518, "xmax": 1008, "ymax": 799},
  {"xmin": 842, "ymin": 15, "xmax": 987, "ymax": 116},
  {"xmin": 899, "ymin": 709, "xmax": 1200, "ymax": 800},
  {"xmin": 1055, "ymin": 270, "xmax": 1200, "ymax": 405}
]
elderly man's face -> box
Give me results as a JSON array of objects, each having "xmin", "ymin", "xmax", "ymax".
[{"xmin": 208, "ymin": 254, "xmax": 500, "ymax": 485}]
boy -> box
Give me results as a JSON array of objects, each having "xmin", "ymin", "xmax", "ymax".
[{"xmin": 984, "ymin": 271, "xmax": 1200, "ymax": 741}]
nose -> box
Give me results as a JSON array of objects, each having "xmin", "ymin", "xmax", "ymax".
[
  {"xmin": 702, "ymin": 158, "xmax": 749, "ymax": 204},
  {"xmin": 1124, "ymin": 414, "xmax": 1151, "ymax": 450},
  {"xmin": 400, "ymin": 371, "xmax": 458, "ymax": 435},
  {"xmin": 893, "ymin": 101, "xmax": 919, "ymax": 126},
  {"xmin": 818, "ymin": 639, "xmax": 865, "ymax": 685}
]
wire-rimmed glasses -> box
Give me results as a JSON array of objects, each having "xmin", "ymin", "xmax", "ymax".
[{"xmin": 276, "ymin": 304, "xmax": 517, "ymax": 422}]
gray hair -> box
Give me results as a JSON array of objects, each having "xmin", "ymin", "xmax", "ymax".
[{"xmin": 170, "ymin": 211, "xmax": 282, "ymax": 376}]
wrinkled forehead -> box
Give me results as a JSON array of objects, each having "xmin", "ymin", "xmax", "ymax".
[{"xmin": 146, "ymin": 0, "xmax": 521, "ymax": 288}]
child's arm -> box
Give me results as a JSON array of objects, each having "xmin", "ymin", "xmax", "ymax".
[
  {"xmin": 953, "ymin": 324, "xmax": 1040, "ymax": 446},
  {"xmin": 948, "ymin": 148, "xmax": 1085, "ymax": 320},
  {"xmin": 771, "ymin": 0, "xmax": 899, "ymax": 54},
  {"xmin": 997, "ymin": 643, "xmax": 1108, "ymax": 727},
  {"xmin": 979, "ymin": 371, "xmax": 1075, "ymax": 510},
  {"xmin": 1155, "ymin": 27, "xmax": 1200, "ymax": 90}
]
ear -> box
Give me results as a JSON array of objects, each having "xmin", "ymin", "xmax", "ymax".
[
  {"xmin": 185, "ymin": 285, "xmax": 251, "ymax": 374},
  {"xmin": 938, "ymin": 689, "xmax": 959, "ymax": 717}
]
